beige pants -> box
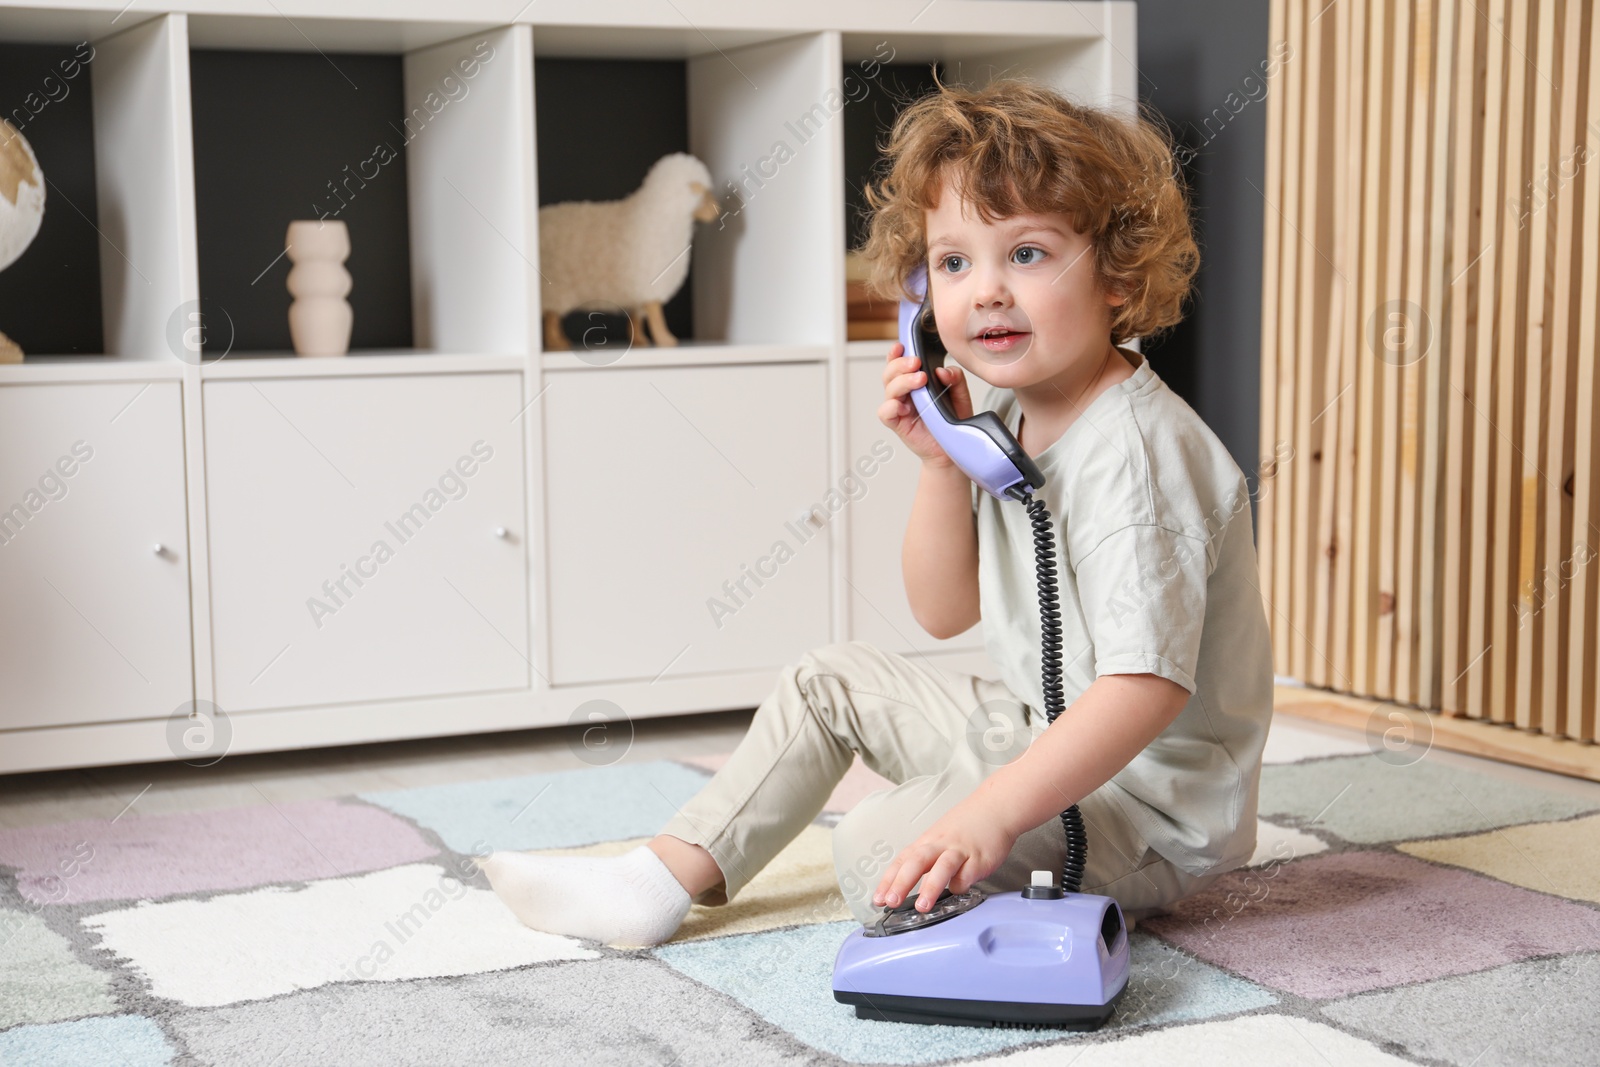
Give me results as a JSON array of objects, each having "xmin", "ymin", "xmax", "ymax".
[{"xmin": 659, "ymin": 640, "xmax": 1224, "ymax": 926}]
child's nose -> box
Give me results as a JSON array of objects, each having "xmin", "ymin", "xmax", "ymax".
[{"xmin": 971, "ymin": 277, "xmax": 1012, "ymax": 309}]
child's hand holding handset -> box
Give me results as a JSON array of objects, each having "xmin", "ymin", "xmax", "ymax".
[{"xmin": 878, "ymin": 342, "xmax": 973, "ymax": 470}]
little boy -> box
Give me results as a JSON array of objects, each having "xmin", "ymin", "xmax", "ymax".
[{"xmin": 481, "ymin": 76, "xmax": 1275, "ymax": 948}]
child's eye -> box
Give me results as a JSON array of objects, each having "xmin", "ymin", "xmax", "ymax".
[
  {"xmin": 938, "ymin": 254, "xmax": 967, "ymax": 273},
  {"xmin": 1013, "ymin": 246, "xmax": 1047, "ymax": 265}
]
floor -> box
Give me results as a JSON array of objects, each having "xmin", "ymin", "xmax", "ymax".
[
  {"xmin": 4, "ymin": 705, "xmax": 1598, "ymax": 830},
  {"xmin": 0, "ymin": 708, "xmax": 757, "ymax": 830},
  {"xmin": 5, "ymin": 703, "xmax": 1600, "ymax": 1065}
]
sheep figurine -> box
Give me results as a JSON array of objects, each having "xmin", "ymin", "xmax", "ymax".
[{"xmin": 538, "ymin": 152, "xmax": 720, "ymax": 350}]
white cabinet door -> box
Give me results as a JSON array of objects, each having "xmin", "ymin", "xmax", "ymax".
[
  {"xmin": 846, "ymin": 357, "xmax": 984, "ymax": 653},
  {"xmin": 204, "ymin": 373, "xmax": 529, "ymax": 712},
  {"xmin": 543, "ymin": 362, "xmax": 830, "ymax": 685},
  {"xmin": 0, "ymin": 381, "xmax": 192, "ymax": 729}
]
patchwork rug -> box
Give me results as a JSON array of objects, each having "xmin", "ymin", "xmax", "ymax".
[{"xmin": 2, "ymin": 718, "xmax": 1599, "ymax": 1065}]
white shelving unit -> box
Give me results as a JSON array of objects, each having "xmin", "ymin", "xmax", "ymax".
[{"xmin": 0, "ymin": 0, "xmax": 1137, "ymax": 773}]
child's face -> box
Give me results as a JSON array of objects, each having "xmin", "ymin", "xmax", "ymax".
[{"xmin": 922, "ymin": 174, "xmax": 1123, "ymax": 390}]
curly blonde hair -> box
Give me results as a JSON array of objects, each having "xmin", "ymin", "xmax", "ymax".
[{"xmin": 856, "ymin": 73, "xmax": 1199, "ymax": 346}]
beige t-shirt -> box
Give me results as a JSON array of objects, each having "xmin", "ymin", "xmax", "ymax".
[{"xmin": 969, "ymin": 350, "xmax": 1274, "ymax": 877}]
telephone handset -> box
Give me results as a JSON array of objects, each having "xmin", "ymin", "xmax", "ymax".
[{"xmin": 901, "ymin": 262, "xmax": 1046, "ymax": 502}]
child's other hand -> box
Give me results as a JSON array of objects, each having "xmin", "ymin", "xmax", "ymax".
[
  {"xmin": 872, "ymin": 795, "xmax": 1015, "ymax": 913},
  {"xmin": 878, "ymin": 342, "xmax": 975, "ymax": 470}
]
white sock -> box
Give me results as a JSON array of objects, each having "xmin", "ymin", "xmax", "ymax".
[{"xmin": 477, "ymin": 844, "xmax": 692, "ymax": 948}]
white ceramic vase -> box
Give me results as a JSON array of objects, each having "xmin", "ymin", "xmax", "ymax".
[{"xmin": 286, "ymin": 220, "xmax": 352, "ymax": 357}]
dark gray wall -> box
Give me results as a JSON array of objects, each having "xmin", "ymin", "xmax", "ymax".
[{"xmin": 1129, "ymin": 0, "xmax": 1271, "ymax": 527}]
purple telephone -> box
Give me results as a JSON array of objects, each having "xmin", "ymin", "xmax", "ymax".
[
  {"xmin": 900, "ymin": 262, "xmax": 1045, "ymax": 502},
  {"xmin": 831, "ymin": 262, "xmax": 1129, "ymax": 1030}
]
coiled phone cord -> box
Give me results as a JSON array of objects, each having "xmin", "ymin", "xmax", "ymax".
[{"xmin": 1005, "ymin": 484, "xmax": 1088, "ymax": 894}]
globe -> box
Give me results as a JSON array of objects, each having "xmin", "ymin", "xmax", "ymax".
[
  {"xmin": 0, "ymin": 118, "xmax": 45, "ymax": 272},
  {"xmin": 0, "ymin": 118, "xmax": 46, "ymax": 361}
]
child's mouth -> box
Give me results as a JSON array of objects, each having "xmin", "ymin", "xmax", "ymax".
[
  {"xmin": 976, "ymin": 328, "xmax": 1029, "ymax": 352},
  {"xmin": 963, "ymin": 311, "xmax": 1033, "ymax": 365}
]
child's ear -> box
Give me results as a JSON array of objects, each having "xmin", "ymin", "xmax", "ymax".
[{"xmin": 1102, "ymin": 278, "xmax": 1129, "ymax": 308}]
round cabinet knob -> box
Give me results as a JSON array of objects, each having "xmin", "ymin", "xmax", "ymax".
[
  {"xmin": 152, "ymin": 543, "xmax": 165, "ymax": 556},
  {"xmin": 492, "ymin": 526, "xmax": 508, "ymax": 538}
]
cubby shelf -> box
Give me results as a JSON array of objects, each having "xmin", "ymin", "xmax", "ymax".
[{"xmin": 0, "ymin": 0, "xmax": 1135, "ymax": 367}]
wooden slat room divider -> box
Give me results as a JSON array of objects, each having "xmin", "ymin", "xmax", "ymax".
[{"xmin": 1258, "ymin": 0, "xmax": 1600, "ymax": 741}]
